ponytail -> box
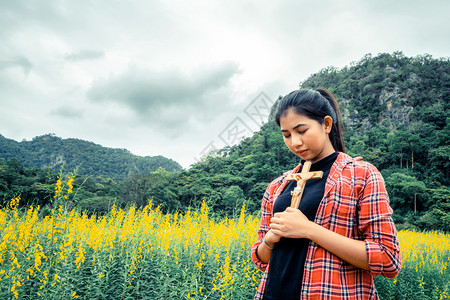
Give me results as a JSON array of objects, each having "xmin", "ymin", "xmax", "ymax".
[
  {"xmin": 275, "ymin": 88, "xmax": 345, "ymax": 153},
  {"xmin": 316, "ymin": 88, "xmax": 345, "ymax": 153}
]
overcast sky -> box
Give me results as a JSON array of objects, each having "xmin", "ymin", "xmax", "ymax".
[{"xmin": 1, "ymin": 0, "xmax": 449, "ymax": 169}]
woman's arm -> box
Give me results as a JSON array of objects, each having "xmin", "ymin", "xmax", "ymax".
[
  {"xmin": 270, "ymin": 207, "xmax": 370, "ymax": 270},
  {"xmin": 251, "ymin": 178, "xmax": 281, "ymax": 270},
  {"xmin": 356, "ymin": 164, "xmax": 401, "ymax": 277},
  {"xmin": 255, "ymin": 230, "xmax": 281, "ymax": 264}
]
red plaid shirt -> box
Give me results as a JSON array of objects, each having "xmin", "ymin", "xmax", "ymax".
[{"xmin": 251, "ymin": 153, "xmax": 401, "ymax": 299}]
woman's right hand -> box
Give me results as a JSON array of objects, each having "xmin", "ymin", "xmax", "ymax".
[
  {"xmin": 256, "ymin": 229, "xmax": 282, "ymax": 264},
  {"xmin": 264, "ymin": 229, "xmax": 281, "ymax": 247}
]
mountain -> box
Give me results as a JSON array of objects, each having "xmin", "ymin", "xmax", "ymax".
[
  {"xmin": 0, "ymin": 133, "xmax": 182, "ymax": 181},
  {"xmin": 299, "ymin": 51, "xmax": 449, "ymax": 135}
]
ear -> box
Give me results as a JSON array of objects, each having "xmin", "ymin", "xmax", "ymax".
[{"xmin": 323, "ymin": 116, "xmax": 333, "ymax": 134}]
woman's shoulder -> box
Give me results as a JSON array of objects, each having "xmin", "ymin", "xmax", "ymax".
[{"xmin": 336, "ymin": 152, "xmax": 383, "ymax": 177}]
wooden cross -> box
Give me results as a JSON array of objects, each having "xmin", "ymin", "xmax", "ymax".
[{"xmin": 286, "ymin": 161, "xmax": 323, "ymax": 209}]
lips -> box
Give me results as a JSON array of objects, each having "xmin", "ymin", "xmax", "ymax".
[{"xmin": 296, "ymin": 149, "xmax": 308, "ymax": 156}]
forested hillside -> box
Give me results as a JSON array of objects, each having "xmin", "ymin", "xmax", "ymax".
[
  {"xmin": 0, "ymin": 133, "xmax": 181, "ymax": 180},
  {"xmin": 1, "ymin": 52, "xmax": 448, "ymax": 230}
]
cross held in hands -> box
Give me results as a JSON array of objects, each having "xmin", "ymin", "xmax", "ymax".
[{"xmin": 286, "ymin": 161, "xmax": 323, "ymax": 209}]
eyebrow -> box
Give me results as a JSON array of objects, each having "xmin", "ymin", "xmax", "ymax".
[{"xmin": 281, "ymin": 123, "xmax": 306, "ymax": 132}]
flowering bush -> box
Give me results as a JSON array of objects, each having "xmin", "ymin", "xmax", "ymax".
[{"xmin": 0, "ymin": 197, "xmax": 448, "ymax": 299}]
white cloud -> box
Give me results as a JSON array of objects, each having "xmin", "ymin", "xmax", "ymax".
[
  {"xmin": 0, "ymin": 57, "xmax": 33, "ymax": 75},
  {"xmin": 50, "ymin": 105, "xmax": 84, "ymax": 119},
  {"xmin": 65, "ymin": 50, "xmax": 104, "ymax": 62},
  {"xmin": 86, "ymin": 61, "xmax": 241, "ymax": 133}
]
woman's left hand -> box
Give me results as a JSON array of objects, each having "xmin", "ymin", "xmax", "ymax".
[{"xmin": 269, "ymin": 207, "xmax": 314, "ymax": 239}]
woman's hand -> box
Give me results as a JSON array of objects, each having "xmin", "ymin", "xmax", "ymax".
[
  {"xmin": 270, "ymin": 207, "xmax": 370, "ymax": 270},
  {"xmin": 269, "ymin": 207, "xmax": 314, "ymax": 239},
  {"xmin": 256, "ymin": 229, "xmax": 282, "ymax": 264},
  {"xmin": 264, "ymin": 229, "xmax": 282, "ymax": 246}
]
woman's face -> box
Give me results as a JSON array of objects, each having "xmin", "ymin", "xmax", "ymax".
[{"xmin": 279, "ymin": 109, "xmax": 335, "ymax": 163}]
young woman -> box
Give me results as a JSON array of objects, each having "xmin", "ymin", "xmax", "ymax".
[{"xmin": 251, "ymin": 89, "xmax": 401, "ymax": 300}]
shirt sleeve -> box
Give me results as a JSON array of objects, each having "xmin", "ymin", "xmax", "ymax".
[
  {"xmin": 358, "ymin": 163, "xmax": 402, "ymax": 278},
  {"xmin": 251, "ymin": 177, "xmax": 281, "ymax": 271}
]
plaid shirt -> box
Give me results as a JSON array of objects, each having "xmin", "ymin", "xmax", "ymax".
[{"xmin": 251, "ymin": 153, "xmax": 401, "ymax": 300}]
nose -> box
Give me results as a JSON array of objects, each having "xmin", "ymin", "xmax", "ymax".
[{"xmin": 291, "ymin": 134, "xmax": 303, "ymax": 149}]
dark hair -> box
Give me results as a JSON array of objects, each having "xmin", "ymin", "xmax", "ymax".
[{"xmin": 275, "ymin": 88, "xmax": 345, "ymax": 152}]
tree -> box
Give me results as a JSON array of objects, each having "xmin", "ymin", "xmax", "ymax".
[
  {"xmin": 221, "ymin": 185, "xmax": 245, "ymax": 216},
  {"xmin": 419, "ymin": 186, "xmax": 450, "ymax": 231},
  {"xmin": 385, "ymin": 173, "xmax": 427, "ymax": 215}
]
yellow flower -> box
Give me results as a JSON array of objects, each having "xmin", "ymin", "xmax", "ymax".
[
  {"xmin": 67, "ymin": 176, "xmax": 74, "ymax": 194},
  {"xmin": 9, "ymin": 196, "xmax": 20, "ymax": 210},
  {"xmin": 54, "ymin": 177, "xmax": 62, "ymax": 198},
  {"xmin": 74, "ymin": 246, "xmax": 85, "ymax": 268}
]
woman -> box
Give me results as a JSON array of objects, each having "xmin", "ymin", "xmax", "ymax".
[{"xmin": 251, "ymin": 89, "xmax": 401, "ymax": 300}]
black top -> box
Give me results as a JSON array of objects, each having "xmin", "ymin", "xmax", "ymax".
[{"xmin": 263, "ymin": 152, "xmax": 338, "ymax": 300}]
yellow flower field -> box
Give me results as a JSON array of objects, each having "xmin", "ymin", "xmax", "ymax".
[{"xmin": 0, "ymin": 200, "xmax": 449, "ymax": 299}]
